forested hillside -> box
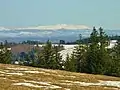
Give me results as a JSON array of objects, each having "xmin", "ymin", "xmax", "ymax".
[{"xmin": 0, "ymin": 27, "xmax": 120, "ymax": 77}]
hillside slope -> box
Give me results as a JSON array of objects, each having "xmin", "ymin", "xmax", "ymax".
[{"xmin": 0, "ymin": 64, "xmax": 120, "ymax": 90}]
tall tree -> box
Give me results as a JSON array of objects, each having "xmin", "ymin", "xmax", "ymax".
[
  {"xmin": 0, "ymin": 42, "xmax": 11, "ymax": 64},
  {"xmin": 97, "ymin": 27, "xmax": 110, "ymax": 74},
  {"xmin": 109, "ymin": 40, "xmax": 120, "ymax": 76},
  {"xmin": 39, "ymin": 40, "xmax": 53, "ymax": 68},
  {"xmin": 38, "ymin": 40, "xmax": 63, "ymax": 69},
  {"xmin": 73, "ymin": 44, "xmax": 87, "ymax": 72},
  {"xmin": 85, "ymin": 27, "xmax": 100, "ymax": 74},
  {"xmin": 64, "ymin": 53, "xmax": 77, "ymax": 72},
  {"xmin": 85, "ymin": 27, "xmax": 110, "ymax": 74}
]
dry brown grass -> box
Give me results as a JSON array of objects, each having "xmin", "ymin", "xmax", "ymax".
[{"xmin": 0, "ymin": 64, "xmax": 120, "ymax": 90}]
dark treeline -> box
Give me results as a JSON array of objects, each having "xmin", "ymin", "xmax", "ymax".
[
  {"xmin": 64, "ymin": 27, "xmax": 120, "ymax": 77},
  {"xmin": 0, "ymin": 27, "xmax": 120, "ymax": 77}
]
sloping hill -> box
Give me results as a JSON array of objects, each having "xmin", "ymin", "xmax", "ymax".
[{"xmin": 0, "ymin": 64, "xmax": 120, "ymax": 90}]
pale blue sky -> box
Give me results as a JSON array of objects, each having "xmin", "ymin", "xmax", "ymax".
[{"xmin": 0, "ymin": 0, "xmax": 120, "ymax": 29}]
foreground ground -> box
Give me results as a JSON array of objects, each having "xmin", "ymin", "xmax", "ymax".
[{"xmin": 0, "ymin": 64, "xmax": 120, "ymax": 90}]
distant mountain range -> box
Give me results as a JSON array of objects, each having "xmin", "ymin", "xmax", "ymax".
[
  {"xmin": 0, "ymin": 24, "xmax": 91, "ymax": 30},
  {"xmin": 0, "ymin": 27, "xmax": 10, "ymax": 31}
]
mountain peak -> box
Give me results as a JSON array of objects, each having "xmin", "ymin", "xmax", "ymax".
[
  {"xmin": 24, "ymin": 24, "xmax": 91, "ymax": 30},
  {"xmin": 0, "ymin": 24, "xmax": 91, "ymax": 30}
]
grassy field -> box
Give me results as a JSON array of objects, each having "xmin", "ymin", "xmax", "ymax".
[{"xmin": 0, "ymin": 64, "xmax": 120, "ymax": 90}]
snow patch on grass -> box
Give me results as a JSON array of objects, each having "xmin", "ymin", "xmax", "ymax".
[
  {"xmin": 99, "ymin": 80, "xmax": 120, "ymax": 88},
  {"xmin": 104, "ymin": 87, "xmax": 119, "ymax": 90},
  {"xmin": 24, "ymin": 80, "xmax": 62, "ymax": 89},
  {"xmin": 64, "ymin": 88, "xmax": 71, "ymax": 90},
  {"xmin": 40, "ymin": 68, "xmax": 57, "ymax": 73},
  {"xmin": 6, "ymin": 72, "xmax": 23, "ymax": 76},
  {"xmin": 48, "ymin": 85, "xmax": 62, "ymax": 89},
  {"xmin": 13, "ymin": 81, "xmax": 62, "ymax": 89},
  {"xmin": 73, "ymin": 80, "xmax": 120, "ymax": 88},
  {"xmin": 23, "ymin": 71, "xmax": 40, "ymax": 74},
  {"xmin": 60, "ymin": 80, "xmax": 120, "ymax": 88},
  {"xmin": 13, "ymin": 83, "xmax": 46, "ymax": 88},
  {"xmin": 7, "ymin": 67, "xmax": 29, "ymax": 71},
  {"xmin": 24, "ymin": 80, "xmax": 51, "ymax": 86},
  {"xmin": 0, "ymin": 77, "xmax": 7, "ymax": 80},
  {"xmin": 0, "ymin": 71, "xmax": 5, "ymax": 74},
  {"xmin": 61, "ymin": 80, "xmax": 73, "ymax": 83}
]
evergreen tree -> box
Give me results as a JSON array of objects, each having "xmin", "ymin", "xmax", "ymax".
[
  {"xmin": 64, "ymin": 54, "xmax": 70, "ymax": 71},
  {"xmin": 53, "ymin": 46, "xmax": 63, "ymax": 69},
  {"xmin": 85, "ymin": 27, "xmax": 100, "ymax": 74},
  {"xmin": 0, "ymin": 42, "xmax": 11, "ymax": 64},
  {"xmin": 65, "ymin": 53, "xmax": 77, "ymax": 72},
  {"xmin": 109, "ymin": 40, "xmax": 120, "ymax": 76},
  {"xmin": 38, "ymin": 40, "xmax": 63, "ymax": 69},
  {"xmin": 3, "ymin": 48, "xmax": 12, "ymax": 64},
  {"xmin": 73, "ymin": 44, "xmax": 87, "ymax": 72},
  {"xmin": 97, "ymin": 27, "xmax": 110, "ymax": 74},
  {"xmin": 0, "ymin": 43, "xmax": 5, "ymax": 63},
  {"xmin": 42, "ymin": 40, "xmax": 53, "ymax": 68},
  {"xmin": 85, "ymin": 27, "xmax": 110, "ymax": 74}
]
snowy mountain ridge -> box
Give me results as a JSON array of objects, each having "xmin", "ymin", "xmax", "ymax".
[{"xmin": 0, "ymin": 24, "xmax": 91, "ymax": 30}]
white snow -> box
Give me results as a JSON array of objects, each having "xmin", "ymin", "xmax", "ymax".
[
  {"xmin": 73, "ymin": 80, "xmax": 120, "ymax": 88},
  {"xmin": 59, "ymin": 45, "xmax": 77, "ymax": 61},
  {"xmin": 23, "ymin": 71, "xmax": 40, "ymax": 74},
  {"xmin": 0, "ymin": 71, "xmax": 5, "ymax": 74},
  {"xmin": 7, "ymin": 48, "xmax": 11, "ymax": 51},
  {"xmin": 61, "ymin": 80, "xmax": 73, "ymax": 83},
  {"xmin": 107, "ymin": 40, "xmax": 117, "ymax": 49},
  {"xmin": 60, "ymin": 80, "xmax": 120, "ymax": 88},
  {"xmin": 25, "ymin": 80, "xmax": 62, "ymax": 89},
  {"xmin": 13, "ymin": 81, "xmax": 62, "ymax": 89},
  {"xmin": 13, "ymin": 24, "xmax": 91, "ymax": 30},
  {"xmin": 24, "ymin": 80, "xmax": 51, "ymax": 86},
  {"xmin": 64, "ymin": 88, "xmax": 71, "ymax": 90},
  {"xmin": 99, "ymin": 81, "xmax": 120, "ymax": 88},
  {"xmin": 14, "ymin": 61, "xmax": 19, "ymax": 65},
  {"xmin": 48, "ymin": 85, "xmax": 62, "ymax": 89},
  {"xmin": 63, "ymin": 45, "xmax": 78, "ymax": 49},
  {"xmin": 13, "ymin": 83, "xmax": 46, "ymax": 88},
  {"xmin": 40, "ymin": 68, "xmax": 57, "ymax": 73},
  {"xmin": 6, "ymin": 72, "xmax": 23, "ymax": 76},
  {"xmin": 7, "ymin": 67, "xmax": 29, "ymax": 71}
]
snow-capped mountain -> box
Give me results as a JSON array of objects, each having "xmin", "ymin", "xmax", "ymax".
[
  {"xmin": 0, "ymin": 27, "xmax": 10, "ymax": 31},
  {"xmin": 3, "ymin": 24, "xmax": 91, "ymax": 30}
]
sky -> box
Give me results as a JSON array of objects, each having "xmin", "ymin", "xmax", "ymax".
[{"xmin": 0, "ymin": 0, "xmax": 120, "ymax": 29}]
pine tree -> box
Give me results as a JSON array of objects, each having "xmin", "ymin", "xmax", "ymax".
[
  {"xmin": 85, "ymin": 27, "xmax": 110, "ymax": 74},
  {"xmin": 73, "ymin": 44, "xmax": 87, "ymax": 72},
  {"xmin": 110, "ymin": 40, "xmax": 120, "ymax": 76},
  {"xmin": 65, "ymin": 53, "xmax": 77, "ymax": 72},
  {"xmin": 42, "ymin": 40, "xmax": 53, "ymax": 68},
  {"xmin": 53, "ymin": 46, "xmax": 63, "ymax": 69},
  {"xmin": 85, "ymin": 27, "xmax": 100, "ymax": 74},
  {"xmin": 0, "ymin": 42, "xmax": 5, "ymax": 63},
  {"xmin": 64, "ymin": 54, "xmax": 70, "ymax": 71},
  {"xmin": 0, "ymin": 42, "xmax": 12, "ymax": 64},
  {"xmin": 38, "ymin": 40, "xmax": 63, "ymax": 69},
  {"xmin": 4, "ymin": 48, "xmax": 12, "ymax": 64},
  {"xmin": 97, "ymin": 27, "xmax": 110, "ymax": 74}
]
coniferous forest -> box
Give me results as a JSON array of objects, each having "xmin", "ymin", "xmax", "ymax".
[{"xmin": 0, "ymin": 27, "xmax": 120, "ymax": 77}]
